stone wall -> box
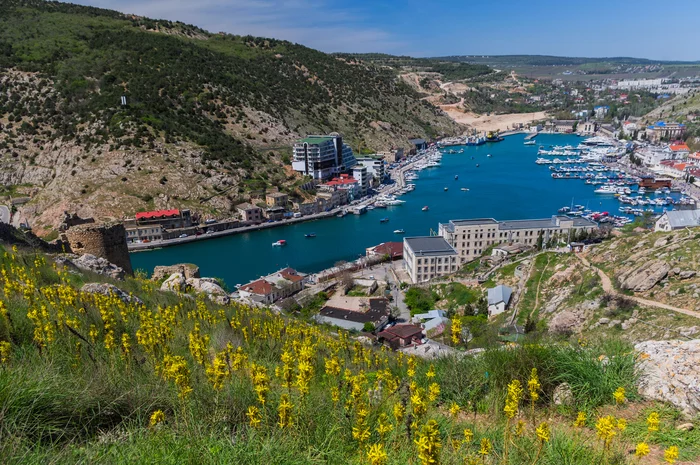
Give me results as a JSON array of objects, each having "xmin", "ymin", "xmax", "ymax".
[{"xmin": 65, "ymin": 223, "xmax": 133, "ymax": 275}]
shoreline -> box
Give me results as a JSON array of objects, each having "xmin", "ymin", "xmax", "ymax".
[{"xmin": 129, "ymin": 150, "xmax": 434, "ymax": 253}]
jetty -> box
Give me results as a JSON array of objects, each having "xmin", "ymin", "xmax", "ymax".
[{"xmin": 525, "ymin": 132, "xmax": 538, "ymax": 140}]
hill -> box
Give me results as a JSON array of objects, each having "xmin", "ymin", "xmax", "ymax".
[
  {"xmin": 0, "ymin": 0, "xmax": 461, "ymax": 234},
  {"xmin": 1, "ymin": 238, "xmax": 698, "ymax": 463}
]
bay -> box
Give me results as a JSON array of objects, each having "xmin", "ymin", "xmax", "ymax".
[{"xmin": 130, "ymin": 134, "xmax": 647, "ymax": 286}]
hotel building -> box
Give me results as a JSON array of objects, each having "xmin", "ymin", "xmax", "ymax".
[
  {"xmin": 292, "ymin": 133, "xmax": 356, "ymax": 181},
  {"xmin": 403, "ymin": 236, "xmax": 458, "ymax": 284}
]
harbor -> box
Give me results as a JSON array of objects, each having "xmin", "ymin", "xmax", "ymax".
[{"xmin": 131, "ymin": 133, "xmax": 695, "ymax": 287}]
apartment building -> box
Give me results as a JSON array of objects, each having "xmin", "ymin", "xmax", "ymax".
[
  {"xmin": 265, "ymin": 192, "xmax": 289, "ymax": 208},
  {"xmin": 403, "ymin": 236, "xmax": 458, "ymax": 284},
  {"xmin": 356, "ymin": 156, "xmax": 386, "ymax": 182},
  {"xmin": 438, "ymin": 215, "xmax": 597, "ymax": 264},
  {"xmin": 352, "ymin": 165, "xmax": 370, "ymax": 196},
  {"xmin": 236, "ymin": 203, "xmax": 263, "ymax": 223},
  {"xmin": 291, "ymin": 133, "xmax": 356, "ymax": 180}
]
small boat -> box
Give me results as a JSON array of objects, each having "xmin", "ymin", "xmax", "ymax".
[
  {"xmin": 454, "ymin": 175, "xmax": 459, "ymax": 180},
  {"xmin": 487, "ymin": 154, "xmax": 492, "ymax": 157},
  {"xmin": 422, "ymin": 206, "xmax": 429, "ymax": 211},
  {"xmin": 393, "ymin": 229, "xmax": 405, "ymax": 234},
  {"xmin": 272, "ymin": 240, "xmax": 286, "ymax": 247},
  {"xmin": 380, "ymin": 217, "xmax": 389, "ymax": 223},
  {"xmin": 476, "ymin": 164, "xmax": 480, "ymax": 167},
  {"xmin": 305, "ymin": 233, "xmax": 316, "ymax": 238},
  {"xmin": 461, "ymin": 187, "xmax": 469, "ymax": 191},
  {"xmin": 524, "ymin": 140, "xmax": 536, "ymax": 145},
  {"xmin": 337, "ymin": 211, "xmax": 346, "ymax": 218},
  {"xmin": 444, "ymin": 187, "xmax": 449, "ymax": 191}
]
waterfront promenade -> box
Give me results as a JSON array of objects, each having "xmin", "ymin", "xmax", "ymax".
[{"xmin": 128, "ymin": 150, "xmax": 433, "ymax": 252}]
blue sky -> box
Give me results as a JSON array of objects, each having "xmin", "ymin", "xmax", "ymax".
[{"xmin": 71, "ymin": 0, "xmax": 700, "ymax": 60}]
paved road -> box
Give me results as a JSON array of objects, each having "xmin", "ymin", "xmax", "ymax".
[
  {"xmin": 576, "ymin": 253, "xmax": 699, "ymax": 320},
  {"xmin": 0, "ymin": 205, "xmax": 10, "ymax": 224}
]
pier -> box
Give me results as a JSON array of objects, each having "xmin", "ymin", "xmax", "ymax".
[{"xmin": 525, "ymin": 132, "xmax": 538, "ymax": 140}]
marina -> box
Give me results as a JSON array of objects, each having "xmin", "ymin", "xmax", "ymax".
[{"xmin": 132, "ymin": 133, "xmax": 693, "ymax": 287}]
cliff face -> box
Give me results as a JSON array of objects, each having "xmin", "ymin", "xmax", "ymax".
[{"xmin": 0, "ymin": 0, "xmax": 462, "ymax": 233}]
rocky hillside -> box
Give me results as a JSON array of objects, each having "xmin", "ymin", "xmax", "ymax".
[{"xmin": 0, "ymin": 0, "xmax": 462, "ymax": 234}]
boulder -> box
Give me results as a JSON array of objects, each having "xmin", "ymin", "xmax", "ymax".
[
  {"xmin": 635, "ymin": 339, "xmax": 700, "ymax": 418},
  {"xmin": 152, "ymin": 264, "xmax": 200, "ymax": 281},
  {"xmin": 598, "ymin": 317, "xmax": 610, "ymax": 325},
  {"xmin": 670, "ymin": 267, "xmax": 681, "ymax": 276},
  {"xmin": 676, "ymin": 423, "xmax": 694, "ymax": 432},
  {"xmin": 186, "ymin": 277, "xmax": 227, "ymax": 296},
  {"xmin": 161, "ymin": 273, "xmax": 187, "ymax": 292},
  {"xmin": 548, "ymin": 311, "xmax": 582, "ymax": 334},
  {"xmin": 618, "ymin": 260, "xmax": 669, "ymax": 292},
  {"xmin": 81, "ymin": 283, "xmax": 143, "ymax": 305},
  {"xmin": 70, "ymin": 254, "xmax": 125, "ymax": 280},
  {"xmin": 679, "ymin": 271, "xmax": 697, "ymax": 280},
  {"xmin": 553, "ymin": 383, "xmax": 574, "ymax": 406},
  {"xmin": 654, "ymin": 237, "xmax": 669, "ymax": 248}
]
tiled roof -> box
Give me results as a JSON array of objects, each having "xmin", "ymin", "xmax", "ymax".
[
  {"xmin": 241, "ymin": 279, "xmax": 273, "ymax": 295},
  {"xmin": 379, "ymin": 324, "xmax": 423, "ymax": 339},
  {"xmin": 670, "ymin": 143, "xmax": 690, "ymax": 152},
  {"xmin": 135, "ymin": 209, "xmax": 180, "ymax": 220},
  {"xmin": 279, "ymin": 268, "xmax": 304, "ymax": 283},
  {"xmin": 370, "ymin": 242, "xmax": 403, "ymax": 257}
]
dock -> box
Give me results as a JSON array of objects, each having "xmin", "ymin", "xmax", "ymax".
[{"xmin": 525, "ymin": 132, "xmax": 538, "ymax": 141}]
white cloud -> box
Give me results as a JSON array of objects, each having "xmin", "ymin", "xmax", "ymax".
[{"xmin": 69, "ymin": 0, "xmax": 405, "ymax": 53}]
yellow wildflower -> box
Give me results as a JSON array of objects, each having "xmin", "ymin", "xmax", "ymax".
[
  {"xmin": 246, "ymin": 405, "xmax": 262, "ymax": 428},
  {"xmin": 595, "ymin": 415, "xmax": 617, "ymax": 449},
  {"xmin": 376, "ymin": 413, "xmax": 393, "ymax": 439},
  {"xmin": 515, "ymin": 419, "xmax": 525, "ymax": 437},
  {"xmin": 478, "ymin": 437, "xmax": 492, "ymax": 456},
  {"xmin": 664, "ymin": 445, "xmax": 679, "ymax": 464},
  {"xmin": 574, "ymin": 411, "xmax": 587, "ymax": 427},
  {"xmin": 463, "ymin": 428, "xmax": 473, "ymax": 444},
  {"xmin": 536, "ymin": 422, "xmax": 550, "ymax": 442},
  {"xmin": 613, "ymin": 387, "xmax": 626, "ymax": 405},
  {"xmin": 616, "ymin": 418, "xmax": 627, "ymax": 432},
  {"xmin": 277, "ymin": 394, "xmax": 293, "ymax": 428},
  {"xmin": 414, "ymin": 420, "xmax": 441, "ymax": 465},
  {"xmin": 528, "ymin": 368, "xmax": 540, "ymax": 402},
  {"xmin": 504, "ymin": 379, "xmax": 523, "ymax": 419},
  {"xmin": 448, "ymin": 402, "xmax": 460, "ymax": 418},
  {"xmin": 635, "ymin": 442, "xmax": 650, "ymax": 458},
  {"xmin": 367, "ymin": 443, "xmax": 388, "ymax": 465},
  {"xmin": 393, "ymin": 402, "xmax": 405, "ymax": 424},
  {"xmin": 428, "ymin": 382, "xmax": 440, "ymax": 402},
  {"xmin": 426, "ymin": 364, "xmax": 436, "ymax": 379},
  {"xmin": 451, "ymin": 318, "xmax": 462, "ymax": 345},
  {"xmin": 647, "ymin": 411, "xmax": 660, "ymax": 432},
  {"xmin": 0, "ymin": 341, "xmax": 10, "ymax": 364},
  {"xmin": 149, "ymin": 410, "xmax": 165, "ymax": 427}
]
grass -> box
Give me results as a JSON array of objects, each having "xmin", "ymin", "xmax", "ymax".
[{"xmin": 0, "ymin": 244, "xmax": 696, "ymax": 464}]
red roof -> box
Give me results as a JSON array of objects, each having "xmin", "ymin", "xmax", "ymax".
[
  {"xmin": 371, "ymin": 242, "xmax": 403, "ymax": 258},
  {"xmin": 241, "ymin": 279, "xmax": 273, "ymax": 296},
  {"xmin": 670, "ymin": 143, "xmax": 690, "ymax": 152},
  {"xmin": 279, "ymin": 267, "xmax": 303, "ymax": 283},
  {"xmin": 136, "ymin": 209, "xmax": 180, "ymax": 220},
  {"xmin": 323, "ymin": 177, "xmax": 358, "ymax": 187},
  {"xmin": 379, "ymin": 324, "xmax": 423, "ymax": 340}
]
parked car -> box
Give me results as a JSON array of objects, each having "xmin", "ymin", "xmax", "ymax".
[{"xmin": 178, "ymin": 234, "xmax": 188, "ymax": 238}]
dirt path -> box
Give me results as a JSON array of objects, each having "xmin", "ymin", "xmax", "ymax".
[
  {"xmin": 532, "ymin": 255, "xmax": 551, "ymax": 314},
  {"xmin": 576, "ymin": 253, "xmax": 700, "ymax": 319}
]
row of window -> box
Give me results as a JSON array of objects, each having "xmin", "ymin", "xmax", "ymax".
[{"xmin": 416, "ymin": 257, "xmax": 455, "ymax": 265}]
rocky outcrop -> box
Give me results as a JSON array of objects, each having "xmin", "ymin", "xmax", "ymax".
[
  {"xmin": 635, "ymin": 339, "xmax": 700, "ymax": 418},
  {"xmin": 548, "ymin": 311, "xmax": 583, "ymax": 334},
  {"xmin": 186, "ymin": 277, "xmax": 226, "ymax": 296},
  {"xmin": 81, "ymin": 283, "xmax": 143, "ymax": 305},
  {"xmin": 160, "ymin": 273, "xmax": 229, "ymax": 303},
  {"xmin": 618, "ymin": 260, "xmax": 669, "ymax": 292},
  {"xmin": 161, "ymin": 273, "xmax": 187, "ymax": 292},
  {"xmin": 152, "ymin": 264, "xmax": 200, "ymax": 281},
  {"xmin": 55, "ymin": 253, "xmax": 125, "ymax": 280},
  {"xmin": 679, "ymin": 271, "xmax": 697, "ymax": 280},
  {"xmin": 553, "ymin": 383, "xmax": 574, "ymax": 406}
]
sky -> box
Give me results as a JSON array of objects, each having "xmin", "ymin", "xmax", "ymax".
[{"xmin": 70, "ymin": 0, "xmax": 700, "ymax": 61}]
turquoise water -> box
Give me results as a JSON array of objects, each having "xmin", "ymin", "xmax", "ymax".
[{"xmin": 130, "ymin": 134, "xmax": 655, "ymax": 286}]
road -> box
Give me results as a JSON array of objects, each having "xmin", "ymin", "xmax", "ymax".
[
  {"xmin": 575, "ymin": 253, "xmax": 699, "ymax": 320},
  {"xmin": 0, "ymin": 205, "xmax": 10, "ymax": 224}
]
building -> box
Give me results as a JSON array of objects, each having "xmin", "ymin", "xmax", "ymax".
[
  {"xmin": 579, "ymin": 121, "xmax": 597, "ymax": 135},
  {"xmin": 320, "ymin": 174, "xmax": 360, "ymax": 200},
  {"xmin": 378, "ymin": 148, "xmax": 404, "ymax": 163},
  {"xmin": 669, "ymin": 142, "xmax": 690, "ymax": 158},
  {"xmin": 265, "ymin": 192, "xmax": 289, "ymax": 208},
  {"xmin": 352, "ymin": 165, "xmax": 370, "ymax": 196},
  {"xmin": 264, "ymin": 206, "xmax": 286, "ymax": 221},
  {"xmin": 439, "ymin": 216, "xmax": 597, "ymax": 264},
  {"xmin": 408, "ymin": 138, "xmax": 428, "ymax": 153},
  {"xmin": 637, "ymin": 147, "xmax": 672, "ymax": 166},
  {"xmin": 621, "ymin": 121, "xmax": 637, "ymax": 137},
  {"xmin": 316, "ymin": 188, "xmax": 349, "ymax": 211},
  {"xmin": 594, "ymin": 106, "xmax": 610, "ymax": 119},
  {"xmin": 295, "ymin": 201, "xmax": 319, "ymax": 216},
  {"xmin": 646, "ymin": 122, "xmax": 686, "ymax": 143},
  {"xmin": 123, "ymin": 209, "xmax": 192, "ymax": 242},
  {"xmin": 487, "ymin": 284, "xmax": 512, "ymax": 317},
  {"xmin": 654, "ymin": 209, "xmax": 700, "ymax": 232},
  {"xmin": 377, "ymin": 324, "xmax": 424, "ymax": 350},
  {"xmin": 238, "ymin": 267, "xmax": 305, "ymax": 305},
  {"xmin": 491, "ymin": 243, "xmax": 530, "ymax": 258},
  {"xmin": 356, "ymin": 156, "xmax": 386, "ymax": 183},
  {"xmin": 366, "ymin": 241, "xmax": 403, "ymax": 260},
  {"xmin": 549, "ymin": 120, "xmax": 576, "ymax": 133},
  {"xmin": 412, "ymin": 309, "xmax": 450, "ymax": 337},
  {"xmin": 291, "ymin": 133, "xmax": 356, "ymax": 180},
  {"xmin": 316, "ymin": 297, "xmax": 390, "ymax": 332},
  {"xmin": 403, "ymin": 236, "xmax": 459, "ymax": 284},
  {"xmin": 236, "ymin": 203, "xmax": 263, "ymax": 223}
]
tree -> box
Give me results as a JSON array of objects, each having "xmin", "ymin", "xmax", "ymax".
[
  {"xmin": 535, "ymin": 231, "xmax": 544, "ymax": 251},
  {"xmin": 362, "ymin": 322, "xmax": 375, "ymax": 333}
]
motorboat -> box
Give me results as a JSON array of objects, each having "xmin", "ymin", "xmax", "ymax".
[
  {"xmin": 444, "ymin": 187, "xmax": 449, "ymax": 191},
  {"xmin": 460, "ymin": 187, "xmax": 469, "ymax": 191},
  {"xmin": 422, "ymin": 206, "xmax": 429, "ymax": 211},
  {"xmin": 304, "ymin": 233, "xmax": 316, "ymax": 238},
  {"xmin": 272, "ymin": 240, "xmax": 286, "ymax": 247},
  {"xmin": 524, "ymin": 140, "xmax": 536, "ymax": 145},
  {"xmin": 393, "ymin": 229, "xmax": 405, "ymax": 234},
  {"xmin": 380, "ymin": 217, "xmax": 389, "ymax": 223},
  {"xmin": 487, "ymin": 154, "xmax": 492, "ymax": 157},
  {"xmin": 476, "ymin": 164, "xmax": 480, "ymax": 167},
  {"xmin": 455, "ymin": 175, "xmax": 459, "ymax": 180}
]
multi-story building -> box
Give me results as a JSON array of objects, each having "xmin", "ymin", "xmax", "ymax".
[
  {"xmin": 403, "ymin": 236, "xmax": 458, "ymax": 284},
  {"xmin": 438, "ymin": 216, "xmax": 597, "ymax": 264},
  {"xmin": 646, "ymin": 121, "xmax": 686, "ymax": 143},
  {"xmin": 124, "ymin": 209, "xmax": 192, "ymax": 242},
  {"xmin": 579, "ymin": 121, "xmax": 597, "ymax": 135},
  {"xmin": 356, "ymin": 156, "xmax": 386, "ymax": 184},
  {"xmin": 316, "ymin": 188, "xmax": 348, "ymax": 211},
  {"xmin": 238, "ymin": 267, "xmax": 305, "ymax": 305},
  {"xmin": 319, "ymin": 174, "xmax": 360, "ymax": 201},
  {"xmin": 295, "ymin": 201, "xmax": 319, "ymax": 216},
  {"xmin": 352, "ymin": 165, "xmax": 370, "ymax": 196},
  {"xmin": 292, "ymin": 133, "xmax": 356, "ymax": 180},
  {"xmin": 265, "ymin": 192, "xmax": 289, "ymax": 209},
  {"xmin": 377, "ymin": 148, "xmax": 404, "ymax": 163},
  {"xmin": 236, "ymin": 203, "xmax": 263, "ymax": 223}
]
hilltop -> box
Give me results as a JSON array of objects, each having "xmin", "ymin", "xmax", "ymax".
[{"xmin": 0, "ymin": 0, "xmax": 461, "ymax": 234}]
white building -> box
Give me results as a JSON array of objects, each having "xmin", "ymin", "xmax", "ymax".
[
  {"xmin": 403, "ymin": 236, "xmax": 458, "ymax": 284},
  {"xmin": 356, "ymin": 156, "xmax": 386, "ymax": 183},
  {"xmin": 487, "ymin": 284, "xmax": 512, "ymax": 317},
  {"xmin": 352, "ymin": 165, "xmax": 370, "ymax": 196},
  {"xmin": 654, "ymin": 209, "xmax": 700, "ymax": 232},
  {"xmin": 292, "ymin": 133, "xmax": 356, "ymax": 180},
  {"xmin": 238, "ymin": 268, "xmax": 306, "ymax": 305},
  {"xmin": 438, "ymin": 216, "xmax": 597, "ymax": 264}
]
